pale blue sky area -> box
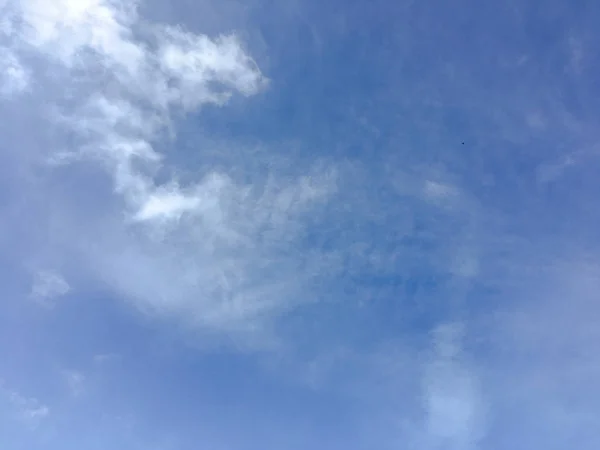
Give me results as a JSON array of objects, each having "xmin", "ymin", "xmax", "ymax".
[{"xmin": 1, "ymin": 0, "xmax": 600, "ymax": 449}]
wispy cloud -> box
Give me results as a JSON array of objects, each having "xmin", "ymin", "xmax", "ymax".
[
  {"xmin": 93, "ymin": 353, "xmax": 120, "ymax": 365},
  {"xmin": 4, "ymin": 1, "xmax": 600, "ymax": 448},
  {"xmin": 1, "ymin": 0, "xmax": 340, "ymax": 345},
  {"xmin": 0, "ymin": 381, "xmax": 49, "ymax": 427},
  {"xmin": 480, "ymin": 257, "xmax": 600, "ymax": 448},
  {"xmin": 0, "ymin": 48, "xmax": 29, "ymax": 96},
  {"xmin": 63, "ymin": 370, "xmax": 85, "ymax": 397},
  {"xmin": 419, "ymin": 323, "xmax": 485, "ymax": 450},
  {"xmin": 29, "ymin": 270, "xmax": 70, "ymax": 307}
]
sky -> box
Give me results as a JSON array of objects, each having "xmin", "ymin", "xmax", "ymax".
[{"xmin": 1, "ymin": 0, "xmax": 600, "ymax": 448}]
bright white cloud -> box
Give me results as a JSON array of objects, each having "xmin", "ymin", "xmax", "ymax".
[
  {"xmin": 135, "ymin": 185, "xmax": 202, "ymax": 222},
  {"xmin": 16, "ymin": 0, "xmax": 143, "ymax": 71},
  {"xmin": 157, "ymin": 28, "xmax": 267, "ymax": 109}
]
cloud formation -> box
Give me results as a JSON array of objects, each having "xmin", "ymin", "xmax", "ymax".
[
  {"xmin": 0, "ymin": 0, "xmax": 340, "ymax": 345},
  {"xmin": 0, "ymin": 48, "xmax": 29, "ymax": 96},
  {"xmin": 5, "ymin": 1, "xmax": 599, "ymax": 449}
]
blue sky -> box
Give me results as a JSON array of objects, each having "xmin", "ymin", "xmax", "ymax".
[{"xmin": 1, "ymin": 0, "xmax": 600, "ymax": 448}]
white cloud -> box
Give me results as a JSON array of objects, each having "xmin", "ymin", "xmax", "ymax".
[
  {"xmin": 29, "ymin": 270, "xmax": 70, "ymax": 307},
  {"xmin": 135, "ymin": 186, "xmax": 201, "ymax": 222},
  {"xmin": 83, "ymin": 168, "xmax": 337, "ymax": 344},
  {"xmin": 9, "ymin": 0, "xmax": 269, "ymax": 228},
  {"xmin": 156, "ymin": 28, "xmax": 267, "ymax": 109},
  {"xmin": 17, "ymin": 0, "xmax": 143, "ymax": 71},
  {"xmin": 0, "ymin": 48, "xmax": 29, "ymax": 96},
  {"xmin": 0, "ymin": 0, "xmax": 341, "ymax": 344}
]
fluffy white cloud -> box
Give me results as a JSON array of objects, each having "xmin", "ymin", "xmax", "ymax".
[
  {"xmin": 157, "ymin": 28, "xmax": 267, "ymax": 109},
  {"xmin": 15, "ymin": 0, "xmax": 143, "ymax": 71},
  {"xmin": 0, "ymin": 0, "xmax": 338, "ymax": 343}
]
